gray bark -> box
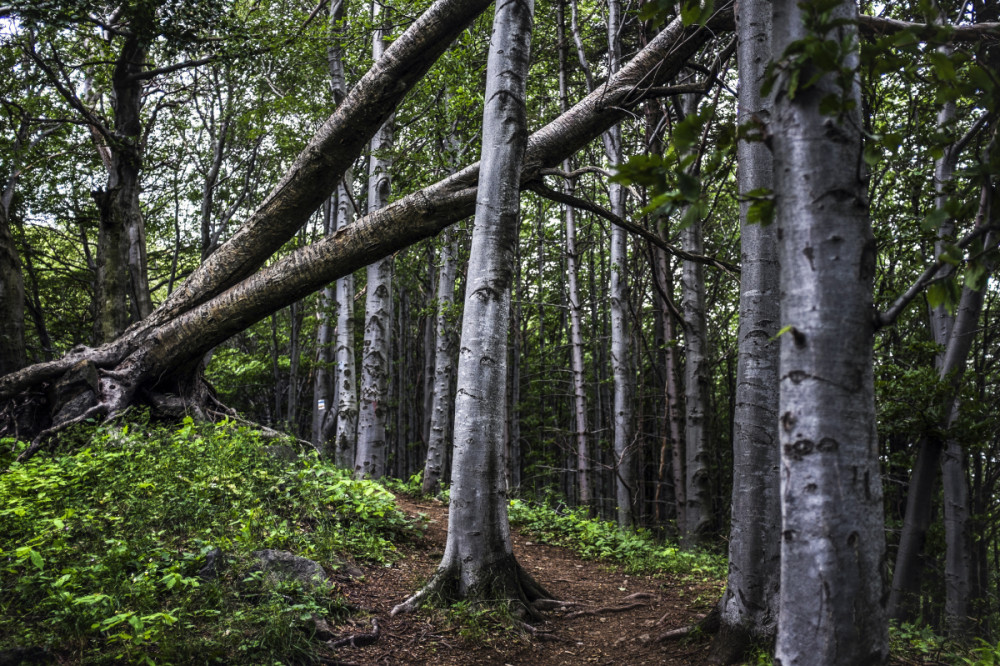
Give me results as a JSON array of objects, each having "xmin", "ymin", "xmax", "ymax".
[
  {"xmin": 328, "ymin": 179, "xmax": 359, "ymax": 468},
  {"xmin": 422, "ymin": 228, "xmax": 459, "ymax": 494},
  {"xmin": 772, "ymin": 0, "xmax": 888, "ymax": 662},
  {"xmin": 392, "ymin": 0, "xmax": 546, "ymax": 615},
  {"xmin": 355, "ymin": 3, "xmax": 395, "ymax": 480},
  {"xmin": 557, "ymin": 0, "xmax": 590, "ymax": 508},
  {"xmin": 603, "ymin": 0, "xmax": 632, "ymax": 529},
  {"xmin": 678, "ymin": 94, "xmax": 711, "ymax": 547},
  {"xmin": 713, "ymin": 0, "xmax": 780, "ymax": 657}
]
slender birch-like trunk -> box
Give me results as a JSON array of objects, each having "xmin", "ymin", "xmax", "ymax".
[
  {"xmin": 772, "ymin": 0, "xmax": 887, "ymax": 661},
  {"xmin": 355, "ymin": 1, "xmax": 396, "ymax": 479},
  {"xmin": 422, "ymin": 227, "xmax": 459, "ymax": 494},
  {"xmin": 393, "ymin": 0, "xmax": 549, "ymax": 615},
  {"xmin": 712, "ymin": 0, "xmax": 780, "ymax": 657},
  {"xmin": 603, "ymin": 0, "xmax": 633, "ymax": 528},
  {"xmin": 557, "ymin": 0, "xmax": 590, "ymax": 508}
]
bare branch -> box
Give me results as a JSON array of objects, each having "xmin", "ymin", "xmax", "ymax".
[
  {"xmin": 526, "ymin": 180, "xmax": 741, "ymax": 278},
  {"xmin": 858, "ymin": 15, "xmax": 1000, "ymax": 43}
]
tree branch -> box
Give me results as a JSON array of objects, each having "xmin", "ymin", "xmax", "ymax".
[
  {"xmin": 875, "ymin": 223, "xmax": 1000, "ymax": 329},
  {"xmin": 858, "ymin": 15, "xmax": 1000, "ymax": 43},
  {"xmin": 526, "ymin": 180, "xmax": 740, "ymax": 278}
]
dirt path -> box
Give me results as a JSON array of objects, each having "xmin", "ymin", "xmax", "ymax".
[{"xmin": 326, "ymin": 496, "xmax": 719, "ymax": 665}]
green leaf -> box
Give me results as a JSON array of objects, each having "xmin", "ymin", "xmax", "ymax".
[
  {"xmin": 29, "ymin": 549, "xmax": 44, "ymax": 570},
  {"xmin": 771, "ymin": 325, "xmax": 794, "ymax": 341},
  {"xmin": 747, "ymin": 198, "xmax": 776, "ymax": 226},
  {"xmin": 676, "ymin": 171, "xmax": 701, "ymax": 202},
  {"xmin": 922, "ymin": 207, "xmax": 950, "ymax": 232}
]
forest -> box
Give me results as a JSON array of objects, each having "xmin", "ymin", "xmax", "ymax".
[{"xmin": 0, "ymin": 0, "xmax": 998, "ymax": 663}]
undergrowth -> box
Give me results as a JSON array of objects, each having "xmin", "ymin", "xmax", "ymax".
[
  {"xmin": 0, "ymin": 414, "xmax": 414, "ymax": 664},
  {"xmin": 507, "ymin": 498, "xmax": 726, "ymax": 582}
]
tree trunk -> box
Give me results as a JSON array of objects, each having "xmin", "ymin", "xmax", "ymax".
[
  {"xmin": 772, "ymin": 0, "xmax": 888, "ymax": 661},
  {"xmin": 0, "ymin": 140, "xmax": 27, "ymax": 376},
  {"xmin": 604, "ymin": 0, "xmax": 633, "ymax": 529},
  {"xmin": 711, "ymin": 0, "xmax": 780, "ymax": 658},
  {"xmin": 681, "ymin": 210, "xmax": 712, "ymax": 545},
  {"xmin": 393, "ymin": 0, "xmax": 548, "ymax": 615},
  {"xmin": 327, "ymin": 179, "xmax": 359, "ymax": 468},
  {"xmin": 92, "ymin": 33, "xmax": 152, "ymax": 343},
  {"xmin": 556, "ymin": 0, "xmax": 590, "ymax": 508},
  {"xmin": 313, "ymin": 202, "xmax": 335, "ymax": 447},
  {"xmin": 422, "ymin": 228, "xmax": 459, "ymax": 494},
  {"xmin": 355, "ymin": 3, "xmax": 395, "ymax": 479}
]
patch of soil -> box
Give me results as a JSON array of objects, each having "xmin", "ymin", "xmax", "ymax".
[{"xmin": 321, "ymin": 496, "xmax": 720, "ymax": 665}]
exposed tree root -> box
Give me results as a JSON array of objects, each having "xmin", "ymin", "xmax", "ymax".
[
  {"xmin": 392, "ymin": 556, "xmax": 552, "ymax": 622},
  {"xmin": 564, "ymin": 602, "xmax": 648, "ymax": 620},
  {"xmin": 657, "ymin": 606, "xmax": 720, "ymax": 642},
  {"xmin": 706, "ymin": 620, "xmax": 757, "ymax": 665},
  {"xmin": 531, "ymin": 598, "xmax": 587, "ymax": 612},
  {"xmin": 519, "ymin": 621, "xmax": 566, "ymax": 642},
  {"xmin": 327, "ymin": 618, "xmax": 381, "ymax": 648}
]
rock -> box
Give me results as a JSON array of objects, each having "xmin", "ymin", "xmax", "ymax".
[
  {"xmin": 198, "ymin": 547, "xmax": 225, "ymax": 580},
  {"xmin": 252, "ymin": 549, "xmax": 330, "ymax": 590}
]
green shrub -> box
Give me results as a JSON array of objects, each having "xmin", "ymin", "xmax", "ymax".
[{"xmin": 0, "ymin": 415, "xmax": 415, "ymax": 664}]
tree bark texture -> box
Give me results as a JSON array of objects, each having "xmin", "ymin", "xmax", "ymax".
[
  {"xmin": 771, "ymin": 0, "xmax": 888, "ymax": 662},
  {"xmin": 422, "ymin": 227, "xmax": 459, "ymax": 495},
  {"xmin": 0, "ymin": 122, "xmax": 28, "ymax": 376},
  {"xmin": 712, "ymin": 0, "xmax": 780, "ymax": 658},
  {"xmin": 557, "ymin": 0, "xmax": 590, "ymax": 508},
  {"xmin": 603, "ymin": 0, "xmax": 632, "ymax": 528},
  {"xmin": 393, "ymin": 0, "xmax": 548, "ymax": 615},
  {"xmin": 355, "ymin": 2, "xmax": 395, "ymax": 480}
]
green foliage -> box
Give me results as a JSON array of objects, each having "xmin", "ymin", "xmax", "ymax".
[
  {"xmin": 508, "ymin": 499, "xmax": 726, "ymax": 581},
  {"xmin": 890, "ymin": 622, "xmax": 1000, "ymax": 665},
  {"xmin": 0, "ymin": 416, "xmax": 415, "ymax": 663}
]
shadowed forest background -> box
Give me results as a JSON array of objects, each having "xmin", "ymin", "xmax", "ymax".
[{"xmin": 1, "ymin": 0, "xmax": 999, "ymax": 663}]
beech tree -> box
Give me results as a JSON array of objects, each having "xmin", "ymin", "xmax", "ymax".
[
  {"xmin": 711, "ymin": 0, "xmax": 780, "ymax": 657},
  {"xmin": 391, "ymin": 0, "xmax": 543, "ymax": 614},
  {"xmin": 771, "ymin": 0, "xmax": 887, "ymax": 661}
]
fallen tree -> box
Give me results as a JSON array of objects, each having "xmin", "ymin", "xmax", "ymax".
[{"xmin": 0, "ymin": 6, "xmax": 734, "ymax": 448}]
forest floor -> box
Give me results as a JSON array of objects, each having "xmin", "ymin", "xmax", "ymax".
[{"xmin": 325, "ymin": 495, "xmax": 721, "ymax": 665}]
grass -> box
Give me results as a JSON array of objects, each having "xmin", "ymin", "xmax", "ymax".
[
  {"xmin": 0, "ymin": 414, "xmax": 416, "ymax": 664},
  {"xmin": 507, "ymin": 498, "xmax": 726, "ymax": 582}
]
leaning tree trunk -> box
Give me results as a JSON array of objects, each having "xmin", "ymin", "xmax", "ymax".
[
  {"xmin": 772, "ymin": 0, "xmax": 888, "ymax": 662},
  {"xmin": 421, "ymin": 227, "xmax": 459, "ymax": 495},
  {"xmin": 355, "ymin": 1, "xmax": 395, "ymax": 479},
  {"xmin": 392, "ymin": 0, "xmax": 550, "ymax": 617},
  {"xmin": 0, "ymin": 8, "xmax": 730, "ymax": 449},
  {"xmin": 711, "ymin": 0, "xmax": 780, "ymax": 659}
]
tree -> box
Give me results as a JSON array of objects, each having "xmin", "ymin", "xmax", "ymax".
[
  {"xmin": 355, "ymin": 0, "xmax": 395, "ymax": 479},
  {"xmin": 711, "ymin": 0, "xmax": 780, "ymax": 658},
  {"xmin": 770, "ymin": 0, "xmax": 888, "ymax": 661},
  {"xmin": 392, "ymin": 0, "xmax": 544, "ymax": 615}
]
